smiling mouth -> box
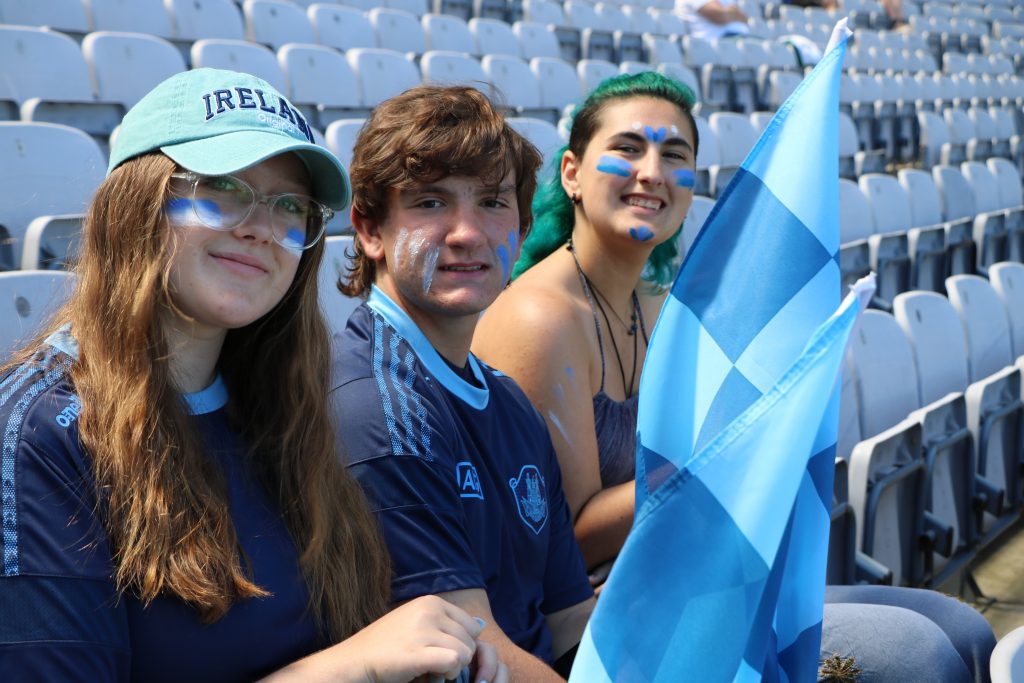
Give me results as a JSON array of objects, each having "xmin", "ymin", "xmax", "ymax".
[
  {"xmin": 441, "ymin": 265, "xmax": 487, "ymax": 272},
  {"xmin": 625, "ymin": 196, "xmax": 664, "ymax": 210}
]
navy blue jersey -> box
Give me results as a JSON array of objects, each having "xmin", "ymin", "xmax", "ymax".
[
  {"xmin": 330, "ymin": 287, "xmax": 592, "ymax": 664},
  {"xmin": 0, "ymin": 331, "xmax": 326, "ymax": 681}
]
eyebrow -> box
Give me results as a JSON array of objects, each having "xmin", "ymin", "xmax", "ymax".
[
  {"xmin": 400, "ymin": 183, "xmax": 517, "ymax": 198},
  {"xmin": 614, "ymin": 130, "xmax": 695, "ymax": 153}
]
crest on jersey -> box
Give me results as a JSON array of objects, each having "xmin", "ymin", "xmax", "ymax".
[
  {"xmin": 456, "ymin": 461, "xmax": 484, "ymax": 500},
  {"xmin": 508, "ymin": 465, "xmax": 548, "ymax": 535}
]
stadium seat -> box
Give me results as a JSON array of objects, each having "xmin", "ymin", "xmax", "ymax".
[
  {"xmin": 838, "ymin": 111, "xmax": 881, "ymax": 179},
  {"xmin": 0, "ymin": 26, "xmax": 125, "ymax": 138},
  {"xmin": 692, "ymin": 116, "xmax": 716, "ymax": 198},
  {"xmin": 420, "ymin": 50, "xmax": 487, "ymax": 87},
  {"xmin": 622, "ymin": 6, "xmax": 658, "ymax": 37},
  {"xmin": 961, "ymin": 161, "xmax": 1010, "ymax": 272},
  {"xmin": 322, "ymin": 119, "xmax": 363, "ymax": 233},
  {"xmin": 164, "ymin": 0, "xmax": 244, "ymax": 41},
  {"xmin": 20, "ymin": 214, "xmax": 83, "ymax": 271},
  {"xmin": 933, "ymin": 165, "xmax": 984, "ymax": 277},
  {"xmin": 529, "ymin": 56, "xmax": 581, "ymax": 112},
  {"xmin": 707, "ymin": 112, "xmax": 757, "ymax": 198},
  {"xmin": 618, "ymin": 61, "xmax": 650, "ymax": 76},
  {"xmin": 839, "ymin": 177, "xmax": 901, "ymax": 308},
  {"xmin": 0, "ymin": 270, "xmax": 75, "ymax": 360},
  {"xmin": 422, "ymin": 13, "xmax": 475, "ymax": 53},
  {"xmin": 656, "ymin": 64, "xmax": 702, "ymax": 107},
  {"xmin": 767, "ymin": 71, "xmax": 801, "ymax": 111},
  {"xmin": 564, "ymin": 0, "xmax": 612, "ymax": 61},
  {"xmin": 644, "ymin": 35, "xmax": 682, "ymax": 66},
  {"xmin": 507, "ymin": 117, "xmax": 563, "ymax": 181},
  {"xmin": 191, "ymin": 39, "xmax": 286, "ymax": 93},
  {"xmin": 307, "ymin": 4, "xmax": 376, "ymax": 51},
  {"xmin": 368, "ymin": 8, "xmax": 426, "ymax": 54},
  {"xmin": 988, "ymin": 157, "xmax": 1024, "ymax": 261},
  {"xmin": 898, "ymin": 168, "xmax": 974, "ymax": 282},
  {"xmin": 0, "ymin": 0, "xmax": 89, "ymax": 36},
  {"xmin": 989, "ymin": 262, "xmax": 1024, "ymax": 361},
  {"xmin": 385, "ymin": 0, "xmax": 429, "ymax": 17},
  {"xmin": 318, "ymin": 235, "xmax": 362, "ymax": 334},
  {"xmin": 989, "ymin": 108, "xmax": 1023, "ymax": 171},
  {"xmin": 682, "ymin": 36, "xmax": 733, "ymax": 112},
  {"xmin": 893, "ymin": 290, "xmax": 1011, "ymax": 544},
  {"xmin": 917, "ymin": 111, "xmax": 956, "ymax": 169},
  {"xmin": 243, "ymin": 0, "xmax": 314, "ymax": 49},
  {"xmin": 434, "ymin": 0, "xmax": 472, "ymax": 21},
  {"xmin": 0, "ymin": 122, "xmax": 105, "ymax": 269},
  {"xmin": 522, "ymin": 0, "xmax": 578, "ymax": 62},
  {"xmin": 346, "ymin": 48, "xmax": 421, "ymax": 107},
  {"xmin": 278, "ymin": 44, "xmax": 364, "ymax": 128},
  {"xmin": 85, "ymin": 0, "xmax": 175, "ymax": 38},
  {"xmin": 481, "ymin": 54, "xmax": 548, "ymax": 119},
  {"xmin": 82, "ymin": 31, "xmax": 186, "ymax": 108},
  {"xmin": 577, "ymin": 59, "xmax": 618, "ymax": 95},
  {"xmin": 513, "ymin": 21, "xmax": 560, "ymax": 60},
  {"xmin": 469, "ymin": 18, "xmax": 520, "ymax": 57},
  {"xmin": 991, "ymin": 625, "xmax": 1024, "ymax": 683},
  {"xmin": 679, "ymin": 194, "xmax": 714, "ymax": 256},
  {"xmin": 472, "ymin": 0, "xmax": 507, "ymax": 21},
  {"xmin": 945, "ymin": 107, "xmax": 988, "ymax": 161}
]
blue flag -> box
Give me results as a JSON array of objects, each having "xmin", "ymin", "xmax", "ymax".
[{"xmin": 570, "ymin": 21, "xmax": 869, "ymax": 683}]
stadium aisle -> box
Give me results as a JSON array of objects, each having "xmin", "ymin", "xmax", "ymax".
[{"xmin": 969, "ymin": 522, "xmax": 1024, "ymax": 639}]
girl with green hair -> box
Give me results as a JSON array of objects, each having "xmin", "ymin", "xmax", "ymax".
[{"xmin": 475, "ymin": 71, "xmax": 700, "ymax": 574}]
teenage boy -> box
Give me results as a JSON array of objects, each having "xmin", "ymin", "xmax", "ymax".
[{"xmin": 329, "ymin": 85, "xmax": 595, "ymax": 681}]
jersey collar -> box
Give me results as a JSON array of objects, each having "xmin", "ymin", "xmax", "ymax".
[
  {"xmin": 182, "ymin": 374, "xmax": 229, "ymax": 415},
  {"xmin": 367, "ymin": 286, "xmax": 490, "ymax": 410}
]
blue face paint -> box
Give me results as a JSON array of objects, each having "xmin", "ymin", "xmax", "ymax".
[
  {"xmin": 596, "ymin": 155, "xmax": 633, "ymax": 178},
  {"xmin": 496, "ymin": 244, "xmax": 510, "ymax": 284},
  {"xmin": 280, "ymin": 227, "xmax": 305, "ymax": 254},
  {"xmin": 673, "ymin": 168, "xmax": 696, "ymax": 189},
  {"xmin": 629, "ymin": 227, "xmax": 655, "ymax": 242},
  {"xmin": 508, "ymin": 230, "xmax": 519, "ymax": 260},
  {"xmin": 165, "ymin": 197, "xmax": 224, "ymax": 228},
  {"xmin": 644, "ymin": 125, "xmax": 668, "ymax": 144}
]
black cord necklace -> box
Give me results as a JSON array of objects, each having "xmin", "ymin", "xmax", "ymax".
[{"xmin": 568, "ymin": 241, "xmax": 645, "ymax": 397}]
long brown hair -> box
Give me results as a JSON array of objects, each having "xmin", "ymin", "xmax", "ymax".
[
  {"xmin": 12, "ymin": 153, "xmax": 390, "ymax": 641},
  {"xmin": 341, "ymin": 85, "xmax": 542, "ymax": 297}
]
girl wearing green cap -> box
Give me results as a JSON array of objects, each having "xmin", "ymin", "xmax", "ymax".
[{"xmin": 0, "ymin": 69, "xmax": 504, "ymax": 683}]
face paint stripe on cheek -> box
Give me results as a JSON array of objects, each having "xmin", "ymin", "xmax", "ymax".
[
  {"xmin": 166, "ymin": 198, "xmax": 224, "ymax": 228},
  {"xmin": 596, "ymin": 155, "xmax": 633, "ymax": 178},
  {"xmin": 421, "ymin": 246, "xmax": 440, "ymax": 294},
  {"xmin": 280, "ymin": 227, "xmax": 305, "ymax": 256},
  {"xmin": 496, "ymin": 244, "xmax": 510, "ymax": 285},
  {"xmin": 673, "ymin": 168, "xmax": 696, "ymax": 189}
]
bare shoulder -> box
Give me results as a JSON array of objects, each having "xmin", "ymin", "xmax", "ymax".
[{"xmin": 638, "ymin": 288, "xmax": 670, "ymax": 329}]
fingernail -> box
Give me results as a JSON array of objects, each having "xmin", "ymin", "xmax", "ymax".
[{"xmin": 474, "ymin": 617, "xmax": 486, "ymax": 629}]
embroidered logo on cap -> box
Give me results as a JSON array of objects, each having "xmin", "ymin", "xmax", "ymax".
[{"xmin": 200, "ymin": 87, "xmax": 314, "ymax": 143}]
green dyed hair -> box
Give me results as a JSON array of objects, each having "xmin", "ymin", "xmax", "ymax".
[{"xmin": 512, "ymin": 71, "xmax": 699, "ymax": 289}]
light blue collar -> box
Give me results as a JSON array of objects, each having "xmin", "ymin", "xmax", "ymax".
[
  {"xmin": 182, "ymin": 374, "xmax": 228, "ymax": 415},
  {"xmin": 45, "ymin": 324, "xmax": 80, "ymax": 360},
  {"xmin": 367, "ymin": 286, "xmax": 489, "ymax": 410}
]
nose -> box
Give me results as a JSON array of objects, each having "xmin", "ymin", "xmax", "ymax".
[
  {"xmin": 445, "ymin": 202, "xmax": 488, "ymax": 251},
  {"xmin": 635, "ymin": 148, "xmax": 666, "ymax": 187},
  {"xmin": 233, "ymin": 198, "xmax": 276, "ymax": 244}
]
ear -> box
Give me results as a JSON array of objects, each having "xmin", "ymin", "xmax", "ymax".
[
  {"xmin": 351, "ymin": 208, "xmax": 386, "ymax": 262},
  {"xmin": 561, "ymin": 149, "xmax": 581, "ymax": 199}
]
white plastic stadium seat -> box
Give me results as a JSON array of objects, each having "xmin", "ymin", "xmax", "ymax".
[
  {"xmin": 278, "ymin": 44, "xmax": 363, "ymax": 127},
  {"xmin": 0, "ymin": 0, "xmax": 89, "ymax": 35},
  {"xmin": 20, "ymin": 214, "xmax": 84, "ymax": 271},
  {"xmin": 991, "ymin": 625, "xmax": 1024, "ymax": 683},
  {"xmin": 191, "ymin": 39, "xmax": 287, "ymax": 94},
  {"xmin": 318, "ymin": 236, "xmax": 362, "ymax": 334},
  {"xmin": 82, "ymin": 31, "xmax": 187, "ymax": 108},
  {"xmin": 0, "ymin": 270, "xmax": 75, "ymax": 361},
  {"xmin": 323, "ymin": 118, "xmax": 364, "ymax": 233},
  {"xmin": 0, "ymin": 123, "xmax": 105, "ymax": 268},
  {"xmin": 961, "ymin": 161, "xmax": 1009, "ymax": 272},
  {"xmin": 507, "ymin": 117, "xmax": 563, "ymax": 181},
  {"xmin": 307, "ymin": 4, "xmax": 377, "ymax": 51},
  {"xmin": 346, "ymin": 48, "xmax": 422, "ymax": 107},
  {"xmin": 482, "ymin": 55, "xmax": 543, "ymax": 112},
  {"xmin": 469, "ymin": 18, "xmax": 520, "ymax": 57},
  {"xmin": 514, "ymin": 21, "xmax": 561, "ymax": 60},
  {"xmin": 384, "ymin": 0, "xmax": 429, "ymax": 17},
  {"xmin": 244, "ymin": 0, "xmax": 315, "ymax": 50},
  {"xmin": 989, "ymin": 262, "xmax": 1024, "ymax": 360},
  {"xmin": 422, "ymin": 13, "xmax": 474, "ymax": 53},
  {"xmin": 530, "ymin": 57, "xmax": 581, "ymax": 111},
  {"xmin": 932, "ymin": 165, "xmax": 982, "ymax": 276},
  {"xmin": 368, "ymin": 8, "xmax": 426, "ymax": 54},
  {"xmin": 680, "ymin": 195, "xmax": 714, "ymax": 257},
  {"xmin": 85, "ymin": 0, "xmax": 175, "ymax": 37},
  {"xmin": 164, "ymin": 0, "xmax": 245, "ymax": 41},
  {"xmin": 577, "ymin": 59, "xmax": 618, "ymax": 96},
  {"xmin": 420, "ymin": 51, "xmax": 487, "ymax": 87}
]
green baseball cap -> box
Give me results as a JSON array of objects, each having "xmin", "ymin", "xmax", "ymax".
[{"xmin": 108, "ymin": 68, "xmax": 350, "ymax": 211}]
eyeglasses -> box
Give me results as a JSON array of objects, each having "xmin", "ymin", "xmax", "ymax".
[{"xmin": 168, "ymin": 171, "xmax": 332, "ymax": 251}]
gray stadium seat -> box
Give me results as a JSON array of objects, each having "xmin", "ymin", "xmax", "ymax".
[
  {"xmin": 0, "ymin": 0, "xmax": 89, "ymax": 36},
  {"xmin": 318, "ymin": 236, "xmax": 362, "ymax": 333},
  {"xmin": 164, "ymin": 0, "xmax": 244, "ymax": 41},
  {"xmin": 0, "ymin": 270, "xmax": 75, "ymax": 361},
  {"xmin": 20, "ymin": 214, "xmax": 83, "ymax": 271},
  {"xmin": 368, "ymin": 8, "xmax": 426, "ymax": 54},
  {"xmin": 529, "ymin": 56, "xmax": 580, "ymax": 111},
  {"xmin": 307, "ymin": 4, "xmax": 377, "ymax": 52},
  {"xmin": 576, "ymin": 59, "xmax": 618, "ymax": 96},
  {"xmin": 482, "ymin": 54, "xmax": 547, "ymax": 119},
  {"xmin": 191, "ymin": 39, "xmax": 286, "ymax": 93},
  {"xmin": 278, "ymin": 44, "xmax": 364, "ymax": 128},
  {"xmin": 962, "ymin": 161, "xmax": 1010, "ymax": 272},
  {"xmin": 385, "ymin": 0, "xmax": 429, "ymax": 17},
  {"xmin": 507, "ymin": 117, "xmax": 563, "ymax": 181},
  {"xmin": 989, "ymin": 262, "xmax": 1024, "ymax": 360},
  {"xmin": 679, "ymin": 195, "xmax": 714, "ymax": 257},
  {"xmin": 0, "ymin": 122, "xmax": 105, "ymax": 269},
  {"xmin": 346, "ymin": 48, "xmax": 421, "ymax": 106},
  {"xmin": 469, "ymin": 18, "xmax": 520, "ymax": 57},
  {"xmin": 422, "ymin": 13, "xmax": 475, "ymax": 53},
  {"xmin": 932, "ymin": 165, "xmax": 982, "ymax": 276},
  {"xmin": 86, "ymin": 0, "xmax": 175, "ymax": 38},
  {"xmin": 692, "ymin": 116, "xmax": 716, "ymax": 198},
  {"xmin": 82, "ymin": 31, "xmax": 186, "ymax": 108},
  {"xmin": 707, "ymin": 112, "xmax": 757, "ymax": 197},
  {"xmin": 420, "ymin": 50, "xmax": 488, "ymax": 87},
  {"xmin": 244, "ymin": 0, "xmax": 315, "ymax": 49},
  {"xmin": 514, "ymin": 20, "xmax": 560, "ymax": 60}
]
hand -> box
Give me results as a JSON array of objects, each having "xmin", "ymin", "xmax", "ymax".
[
  {"xmin": 342, "ymin": 595, "xmax": 487, "ymax": 683},
  {"xmin": 588, "ymin": 560, "xmax": 614, "ymax": 597}
]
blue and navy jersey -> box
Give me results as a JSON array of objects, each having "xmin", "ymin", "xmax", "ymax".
[
  {"xmin": 330, "ymin": 287, "xmax": 593, "ymax": 664},
  {"xmin": 0, "ymin": 332, "xmax": 326, "ymax": 681}
]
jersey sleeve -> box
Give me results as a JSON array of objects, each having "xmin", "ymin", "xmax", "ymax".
[
  {"xmin": 332, "ymin": 376, "xmax": 486, "ymax": 601},
  {"xmin": 539, "ymin": 428, "xmax": 595, "ymax": 615},
  {"xmin": 0, "ymin": 383, "xmax": 130, "ymax": 679}
]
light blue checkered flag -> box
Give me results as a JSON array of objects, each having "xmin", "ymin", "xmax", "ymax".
[{"xmin": 570, "ymin": 20, "xmax": 872, "ymax": 682}]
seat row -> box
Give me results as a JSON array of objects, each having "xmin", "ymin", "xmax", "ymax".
[{"xmin": 834, "ymin": 265, "xmax": 1024, "ymax": 589}]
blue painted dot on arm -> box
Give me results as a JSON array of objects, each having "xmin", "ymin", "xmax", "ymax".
[
  {"xmin": 673, "ymin": 168, "xmax": 696, "ymax": 189},
  {"xmin": 596, "ymin": 155, "xmax": 633, "ymax": 178},
  {"xmin": 629, "ymin": 227, "xmax": 655, "ymax": 241}
]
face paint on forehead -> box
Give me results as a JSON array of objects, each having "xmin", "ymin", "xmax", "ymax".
[
  {"xmin": 165, "ymin": 197, "xmax": 224, "ymax": 229},
  {"xmin": 629, "ymin": 226, "xmax": 655, "ymax": 242},
  {"xmin": 596, "ymin": 155, "xmax": 633, "ymax": 178},
  {"xmin": 644, "ymin": 126, "xmax": 667, "ymax": 144}
]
